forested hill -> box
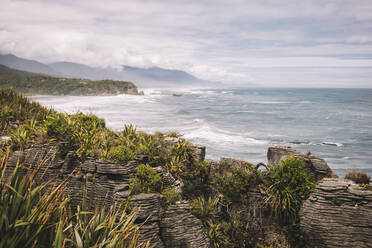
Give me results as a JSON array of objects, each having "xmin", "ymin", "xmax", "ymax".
[{"xmin": 0, "ymin": 64, "xmax": 140, "ymax": 95}]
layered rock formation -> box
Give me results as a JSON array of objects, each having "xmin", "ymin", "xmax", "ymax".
[
  {"xmin": 300, "ymin": 178, "xmax": 372, "ymax": 248},
  {"xmin": 5, "ymin": 142, "xmax": 372, "ymax": 248},
  {"xmin": 5, "ymin": 143, "xmax": 209, "ymax": 248},
  {"xmin": 267, "ymin": 146, "xmax": 333, "ymax": 181}
]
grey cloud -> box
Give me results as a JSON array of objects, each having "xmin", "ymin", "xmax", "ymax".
[{"xmin": 1, "ymin": 0, "xmax": 372, "ymax": 87}]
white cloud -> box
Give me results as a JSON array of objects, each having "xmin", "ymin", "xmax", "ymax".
[{"xmin": 0, "ymin": 0, "xmax": 372, "ymax": 87}]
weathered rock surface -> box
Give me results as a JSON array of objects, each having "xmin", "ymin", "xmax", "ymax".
[
  {"xmin": 300, "ymin": 178, "xmax": 372, "ymax": 248},
  {"xmin": 267, "ymin": 146, "xmax": 333, "ymax": 181},
  {"xmin": 160, "ymin": 201, "xmax": 210, "ymax": 248},
  {"xmin": 4, "ymin": 144, "xmax": 209, "ymax": 248}
]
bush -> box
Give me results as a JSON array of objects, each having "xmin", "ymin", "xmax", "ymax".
[
  {"xmin": 360, "ymin": 184, "xmax": 372, "ymax": 190},
  {"xmin": 0, "ymin": 88, "xmax": 53, "ymax": 134},
  {"xmin": 0, "ymin": 157, "xmax": 68, "ymax": 247},
  {"xmin": 190, "ymin": 196, "xmax": 219, "ymax": 223},
  {"xmin": 43, "ymin": 112, "xmax": 106, "ymax": 159},
  {"xmin": 129, "ymin": 164, "xmax": 163, "ymax": 194},
  {"xmin": 264, "ymin": 156, "xmax": 315, "ymax": 222},
  {"xmin": 136, "ymin": 134, "xmax": 165, "ymax": 165},
  {"xmin": 166, "ymin": 131, "xmax": 181, "ymax": 138},
  {"xmin": 0, "ymin": 154, "xmax": 141, "ymax": 248},
  {"xmin": 106, "ymin": 145, "xmax": 136, "ymax": 162},
  {"xmin": 170, "ymin": 141, "xmax": 194, "ymax": 165},
  {"xmin": 182, "ymin": 161, "xmax": 211, "ymax": 199},
  {"xmin": 213, "ymin": 164, "xmax": 262, "ymax": 204},
  {"xmin": 10, "ymin": 119, "xmax": 38, "ymax": 149},
  {"xmin": 162, "ymin": 188, "xmax": 182, "ymax": 206},
  {"xmin": 206, "ymin": 223, "xmax": 229, "ymax": 248},
  {"xmin": 60, "ymin": 203, "xmax": 140, "ymax": 248},
  {"xmin": 345, "ymin": 170, "xmax": 371, "ymax": 184}
]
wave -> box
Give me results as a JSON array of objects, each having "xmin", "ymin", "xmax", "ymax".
[
  {"xmin": 288, "ymin": 140, "xmax": 344, "ymax": 147},
  {"xmin": 183, "ymin": 118, "xmax": 268, "ymax": 146},
  {"xmin": 320, "ymin": 142, "xmax": 344, "ymax": 147},
  {"xmin": 236, "ymin": 110, "xmax": 257, "ymax": 113}
]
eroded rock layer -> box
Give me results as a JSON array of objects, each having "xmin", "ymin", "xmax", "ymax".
[
  {"xmin": 300, "ymin": 178, "xmax": 372, "ymax": 248},
  {"xmin": 4, "ymin": 144, "xmax": 209, "ymax": 248},
  {"xmin": 267, "ymin": 146, "xmax": 333, "ymax": 181}
]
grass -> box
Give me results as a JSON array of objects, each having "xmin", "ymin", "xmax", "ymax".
[
  {"xmin": 0, "ymin": 151, "xmax": 143, "ymax": 248},
  {"xmin": 264, "ymin": 156, "xmax": 315, "ymax": 222},
  {"xmin": 0, "ymin": 88, "xmax": 53, "ymax": 135},
  {"xmin": 345, "ymin": 170, "xmax": 371, "ymax": 185}
]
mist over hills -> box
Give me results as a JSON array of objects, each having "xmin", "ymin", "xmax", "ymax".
[
  {"xmin": 0, "ymin": 54, "xmax": 58, "ymax": 76},
  {"xmin": 0, "ymin": 54, "xmax": 221, "ymax": 88}
]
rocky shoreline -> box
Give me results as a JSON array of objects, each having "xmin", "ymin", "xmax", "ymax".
[
  {"xmin": 1, "ymin": 88, "xmax": 371, "ymax": 247},
  {"xmin": 4, "ymin": 141, "xmax": 372, "ymax": 248}
]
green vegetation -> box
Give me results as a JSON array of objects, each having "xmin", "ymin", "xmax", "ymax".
[
  {"xmin": 0, "ymin": 64, "xmax": 138, "ymax": 95},
  {"xmin": 264, "ymin": 156, "xmax": 315, "ymax": 221},
  {"xmin": 190, "ymin": 196, "xmax": 219, "ymax": 222},
  {"xmin": 0, "ymin": 88, "xmax": 319, "ymax": 248},
  {"xmin": 0, "ymin": 154, "xmax": 142, "ymax": 248},
  {"xmin": 129, "ymin": 164, "xmax": 163, "ymax": 194},
  {"xmin": 0, "ymin": 88, "xmax": 53, "ymax": 134},
  {"xmin": 360, "ymin": 184, "xmax": 372, "ymax": 190},
  {"xmin": 213, "ymin": 162, "xmax": 262, "ymax": 204},
  {"xmin": 162, "ymin": 188, "xmax": 182, "ymax": 206}
]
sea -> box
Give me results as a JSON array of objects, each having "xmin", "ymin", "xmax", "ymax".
[{"xmin": 31, "ymin": 88, "xmax": 372, "ymax": 178}]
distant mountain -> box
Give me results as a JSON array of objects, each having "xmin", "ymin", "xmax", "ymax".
[
  {"xmin": 49, "ymin": 61, "xmax": 123, "ymax": 80},
  {"xmin": 0, "ymin": 53, "xmax": 222, "ymax": 88},
  {"xmin": 0, "ymin": 54, "xmax": 58, "ymax": 76},
  {"xmin": 0, "ymin": 64, "xmax": 39, "ymax": 77},
  {"xmin": 122, "ymin": 66, "xmax": 200, "ymax": 83}
]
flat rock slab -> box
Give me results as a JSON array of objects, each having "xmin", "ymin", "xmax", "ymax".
[
  {"xmin": 300, "ymin": 178, "xmax": 372, "ymax": 248},
  {"xmin": 267, "ymin": 146, "xmax": 333, "ymax": 181}
]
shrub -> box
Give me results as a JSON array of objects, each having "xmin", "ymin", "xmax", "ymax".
[
  {"xmin": 206, "ymin": 222, "xmax": 229, "ymax": 248},
  {"xmin": 106, "ymin": 145, "xmax": 136, "ymax": 162},
  {"xmin": 182, "ymin": 161, "xmax": 211, "ymax": 199},
  {"xmin": 129, "ymin": 164, "xmax": 163, "ymax": 194},
  {"xmin": 345, "ymin": 170, "xmax": 371, "ymax": 184},
  {"xmin": 166, "ymin": 131, "xmax": 181, "ymax": 138},
  {"xmin": 162, "ymin": 188, "xmax": 182, "ymax": 206},
  {"xmin": 0, "ymin": 157, "xmax": 69, "ymax": 247},
  {"xmin": 213, "ymin": 164, "xmax": 262, "ymax": 204},
  {"xmin": 10, "ymin": 119, "xmax": 38, "ymax": 149},
  {"xmin": 60, "ymin": 203, "xmax": 141, "ymax": 248},
  {"xmin": 170, "ymin": 141, "xmax": 194, "ymax": 165},
  {"xmin": 0, "ymin": 88, "xmax": 53, "ymax": 134},
  {"xmin": 190, "ymin": 196, "xmax": 219, "ymax": 223},
  {"xmin": 360, "ymin": 184, "xmax": 372, "ymax": 190},
  {"xmin": 136, "ymin": 134, "xmax": 165, "ymax": 165},
  {"xmin": 43, "ymin": 112, "xmax": 106, "ymax": 159},
  {"xmin": 0, "ymin": 153, "xmax": 142, "ymax": 248},
  {"xmin": 264, "ymin": 156, "xmax": 315, "ymax": 222},
  {"xmin": 220, "ymin": 216, "xmax": 249, "ymax": 248}
]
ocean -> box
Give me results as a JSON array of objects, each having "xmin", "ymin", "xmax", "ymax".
[{"xmin": 31, "ymin": 88, "xmax": 372, "ymax": 178}]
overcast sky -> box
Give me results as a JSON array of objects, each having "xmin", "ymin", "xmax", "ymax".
[{"xmin": 1, "ymin": 0, "xmax": 372, "ymax": 87}]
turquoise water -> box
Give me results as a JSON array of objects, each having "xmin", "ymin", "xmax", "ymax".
[{"xmin": 33, "ymin": 88, "xmax": 372, "ymax": 177}]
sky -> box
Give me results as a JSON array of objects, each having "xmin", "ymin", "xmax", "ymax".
[{"xmin": 1, "ymin": 0, "xmax": 372, "ymax": 87}]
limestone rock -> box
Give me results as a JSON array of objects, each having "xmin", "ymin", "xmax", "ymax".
[
  {"xmin": 267, "ymin": 146, "xmax": 333, "ymax": 181},
  {"xmin": 160, "ymin": 201, "xmax": 210, "ymax": 248},
  {"xmin": 220, "ymin": 157, "xmax": 255, "ymax": 169},
  {"xmin": 300, "ymin": 178, "xmax": 372, "ymax": 248},
  {"xmin": 5, "ymin": 144, "xmax": 210, "ymax": 248},
  {"xmin": 191, "ymin": 144, "xmax": 206, "ymax": 162}
]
